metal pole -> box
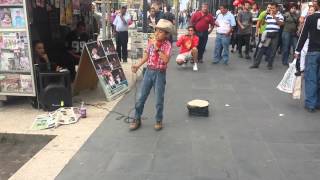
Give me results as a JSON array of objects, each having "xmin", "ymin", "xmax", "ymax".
[
  {"xmin": 142, "ymin": 0, "xmax": 148, "ymax": 33},
  {"xmin": 106, "ymin": 0, "xmax": 111, "ymax": 39},
  {"xmin": 102, "ymin": 0, "xmax": 107, "ymax": 40},
  {"xmin": 175, "ymin": 0, "xmax": 179, "ymax": 30}
]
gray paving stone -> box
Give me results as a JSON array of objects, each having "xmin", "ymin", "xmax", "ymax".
[
  {"xmin": 230, "ymin": 141, "xmax": 285, "ymax": 180},
  {"xmin": 277, "ymin": 159, "xmax": 320, "ymax": 180},
  {"xmin": 57, "ymin": 35, "xmax": 320, "ymax": 179},
  {"xmin": 106, "ymin": 152, "xmax": 153, "ymax": 174},
  {"xmin": 56, "ymin": 151, "xmax": 115, "ymax": 180},
  {"xmin": 150, "ymin": 151, "xmax": 193, "ymax": 176}
]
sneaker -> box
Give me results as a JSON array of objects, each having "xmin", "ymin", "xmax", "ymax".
[
  {"xmin": 245, "ymin": 55, "xmax": 251, "ymax": 60},
  {"xmin": 182, "ymin": 63, "xmax": 186, "ymax": 68},
  {"xmin": 267, "ymin": 66, "xmax": 273, "ymax": 70},
  {"xmin": 239, "ymin": 54, "xmax": 243, "ymax": 58},
  {"xmin": 198, "ymin": 59, "xmax": 203, "ymax": 63},
  {"xmin": 154, "ymin": 121, "xmax": 163, "ymax": 131},
  {"xmin": 193, "ymin": 63, "xmax": 198, "ymax": 71}
]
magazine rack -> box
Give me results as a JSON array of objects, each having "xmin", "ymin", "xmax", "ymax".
[{"xmin": 0, "ymin": 0, "xmax": 36, "ymax": 97}]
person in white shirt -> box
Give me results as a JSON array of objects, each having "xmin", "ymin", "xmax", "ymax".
[
  {"xmin": 113, "ymin": 6, "xmax": 131, "ymax": 63},
  {"xmin": 213, "ymin": 5, "xmax": 236, "ymax": 65}
]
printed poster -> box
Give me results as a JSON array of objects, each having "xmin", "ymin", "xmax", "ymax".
[{"xmin": 85, "ymin": 40, "xmax": 128, "ymax": 101}]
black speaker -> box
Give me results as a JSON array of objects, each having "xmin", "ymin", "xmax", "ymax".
[{"xmin": 38, "ymin": 70, "xmax": 72, "ymax": 111}]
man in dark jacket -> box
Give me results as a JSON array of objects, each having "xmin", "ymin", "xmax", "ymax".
[{"xmin": 295, "ymin": 0, "xmax": 320, "ymax": 112}]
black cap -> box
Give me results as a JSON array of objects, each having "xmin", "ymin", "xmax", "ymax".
[{"xmin": 121, "ymin": 6, "xmax": 127, "ymax": 9}]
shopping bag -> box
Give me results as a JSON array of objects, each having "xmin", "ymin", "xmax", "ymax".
[
  {"xmin": 277, "ymin": 59, "xmax": 297, "ymax": 93},
  {"xmin": 292, "ymin": 75, "xmax": 302, "ymax": 99}
]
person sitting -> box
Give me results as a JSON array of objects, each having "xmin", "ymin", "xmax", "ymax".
[
  {"xmin": 176, "ymin": 26, "xmax": 199, "ymax": 71},
  {"xmin": 65, "ymin": 21, "xmax": 89, "ymax": 77},
  {"xmin": 33, "ymin": 40, "xmax": 61, "ymax": 72}
]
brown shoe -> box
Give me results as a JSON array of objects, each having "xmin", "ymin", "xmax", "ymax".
[
  {"xmin": 129, "ymin": 119, "xmax": 141, "ymax": 131},
  {"xmin": 154, "ymin": 121, "xmax": 163, "ymax": 131}
]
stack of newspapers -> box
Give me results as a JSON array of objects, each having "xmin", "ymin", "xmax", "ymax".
[{"xmin": 31, "ymin": 107, "xmax": 81, "ymax": 130}]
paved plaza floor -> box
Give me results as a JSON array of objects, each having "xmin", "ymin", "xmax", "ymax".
[{"xmin": 57, "ymin": 35, "xmax": 320, "ymax": 180}]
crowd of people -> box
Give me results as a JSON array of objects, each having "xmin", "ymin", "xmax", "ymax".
[{"xmin": 172, "ymin": 1, "xmax": 320, "ymax": 114}]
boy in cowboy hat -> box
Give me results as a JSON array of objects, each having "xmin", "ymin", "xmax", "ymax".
[{"xmin": 131, "ymin": 19, "xmax": 174, "ymax": 131}]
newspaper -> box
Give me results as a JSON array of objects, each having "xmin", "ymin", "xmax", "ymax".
[{"xmin": 31, "ymin": 107, "xmax": 81, "ymax": 130}]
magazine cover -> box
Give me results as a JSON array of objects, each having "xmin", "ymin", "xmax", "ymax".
[
  {"xmin": 87, "ymin": 41, "xmax": 106, "ymax": 61},
  {"xmin": 107, "ymin": 54, "xmax": 121, "ymax": 70},
  {"xmin": 72, "ymin": 0, "xmax": 80, "ymax": 15},
  {"xmin": 0, "ymin": 0, "xmax": 23, "ymax": 5},
  {"xmin": 101, "ymin": 39, "xmax": 116, "ymax": 54},
  {"xmin": 19, "ymin": 56, "xmax": 31, "ymax": 71},
  {"xmin": 0, "ymin": 51, "xmax": 15, "ymax": 71},
  {"xmin": 10, "ymin": 8, "xmax": 26, "ymax": 28},
  {"xmin": 0, "ymin": 32, "xmax": 19, "ymax": 49},
  {"xmin": 20, "ymin": 74, "xmax": 33, "ymax": 93},
  {"xmin": 0, "ymin": 74, "xmax": 20, "ymax": 92},
  {"xmin": 0, "ymin": 8, "xmax": 12, "ymax": 28},
  {"xmin": 111, "ymin": 68, "xmax": 127, "ymax": 86}
]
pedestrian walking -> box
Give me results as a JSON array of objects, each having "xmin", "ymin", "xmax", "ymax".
[
  {"xmin": 237, "ymin": 2, "xmax": 252, "ymax": 59},
  {"xmin": 281, "ymin": 4, "xmax": 299, "ymax": 66},
  {"xmin": 298, "ymin": 6, "xmax": 316, "ymax": 73},
  {"xmin": 254, "ymin": 4, "xmax": 271, "ymax": 59},
  {"xmin": 294, "ymin": 0, "xmax": 320, "ymax": 112},
  {"xmin": 190, "ymin": 3, "xmax": 215, "ymax": 63},
  {"xmin": 130, "ymin": 19, "xmax": 173, "ymax": 131},
  {"xmin": 230, "ymin": 9, "xmax": 239, "ymax": 53},
  {"xmin": 250, "ymin": 3, "xmax": 259, "ymax": 51},
  {"xmin": 213, "ymin": 5, "xmax": 236, "ymax": 65},
  {"xmin": 113, "ymin": 6, "xmax": 131, "ymax": 62},
  {"xmin": 250, "ymin": 2, "xmax": 284, "ymax": 70},
  {"xmin": 176, "ymin": 26, "xmax": 199, "ymax": 71}
]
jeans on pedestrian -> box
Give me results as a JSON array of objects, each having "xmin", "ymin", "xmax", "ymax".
[
  {"xmin": 281, "ymin": 31, "xmax": 297, "ymax": 65},
  {"xmin": 197, "ymin": 31, "xmax": 209, "ymax": 60},
  {"xmin": 213, "ymin": 33, "xmax": 231, "ymax": 63},
  {"xmin": 135, "ymin": 68, "xmax": 166, "ymax": 122},
  {"xmin": 253, "ymin": 33, "xmax": 279, "ymax": 67},
  {"xmin": 238, "ymin": 34, "xmax": 251, "ymax": 55},
  {"xmin": 116, "ymin": 31, "xmax": 128, "ymax": 61},
  {"xmin": 304, "ymin": 51, "xmax": 320, "ymax": 109},
  {"xmin": 254, "ymin": 34, "xmax": 262, "ymax": 58}
]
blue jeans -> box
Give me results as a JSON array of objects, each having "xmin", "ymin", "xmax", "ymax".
[
  {"xmin": 213, "ymin": 33, "xmax": 231, "ymax": 64},
  {"xmin": 135, "ymin": 68, "xmax": 166, "ymax": 122},
  {"xmin": 304, "ymin": 52, "xmax": 320, "ymax": 109},
  {"xmin": 282, "ymin": 31, "xmax": 297, "ymax": 65}
]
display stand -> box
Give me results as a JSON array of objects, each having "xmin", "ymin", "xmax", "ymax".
[
  {"xmin": 73, "ymin": 39, "xmax": 129, "ymax": 101},
  {"xmin": 72, "ymin": 49, "xmax": 99, "ymax": 95},
  {"xmin": 0, "ymin": 0, "xmax": 36, "ymax": 97}
]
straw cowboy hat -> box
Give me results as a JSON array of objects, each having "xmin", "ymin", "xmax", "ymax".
[{"xmin": 155, "ymin": 19, "xmax": 174, "ymax": 34}]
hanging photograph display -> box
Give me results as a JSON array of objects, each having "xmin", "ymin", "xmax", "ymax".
[{"xmin": 85, "ymin": 39, "xmax": 128, "ymax": 101}]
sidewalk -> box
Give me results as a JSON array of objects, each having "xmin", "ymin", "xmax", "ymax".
[
  {"xmin": 56, "ymin": 32, "xmax": 320, "ymax": 180},
  {"xmin": 1, "ymin": 61, "xmax": 138, "ymax": 180}
]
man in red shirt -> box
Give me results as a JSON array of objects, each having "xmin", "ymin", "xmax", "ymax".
[
  {"xmin": 176, "ymin": 26, "xmax": 199, "ymax": 71},
  {"xmin": 190, "ymin": 3, "xmax": 215, "ymax": 63}
]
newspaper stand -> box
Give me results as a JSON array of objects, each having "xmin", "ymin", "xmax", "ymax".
[{"xmin": 0, "ymin": 0, "xmax": 36, "ymax": 99}]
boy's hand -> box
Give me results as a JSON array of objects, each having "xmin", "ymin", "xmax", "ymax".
[{"xmin": 131, "ymin": 64, "xmax": 139, "ymax": 73}]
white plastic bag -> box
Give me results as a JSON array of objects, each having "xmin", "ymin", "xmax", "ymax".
[
  {"xmin": 292, "ymin": 75, "xmax": 302, "ymax": 99},
  {"xmin": 277, "ymin": 59, "xmax": 297, "ymax": 93}
]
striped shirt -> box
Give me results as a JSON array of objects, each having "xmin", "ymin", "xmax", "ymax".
[{"xmin": 265, "ymin": 13, "xmax": 284, "ymax": 32}]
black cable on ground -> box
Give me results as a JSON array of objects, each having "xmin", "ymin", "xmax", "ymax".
[{"xmin": 73, "ymin": 60, "xmax": 146, "ymax": 124}]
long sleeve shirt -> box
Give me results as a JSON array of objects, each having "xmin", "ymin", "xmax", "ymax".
[{"xmin": 295, "ymin": 12, "xmax": 320, "ymax": 53}]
